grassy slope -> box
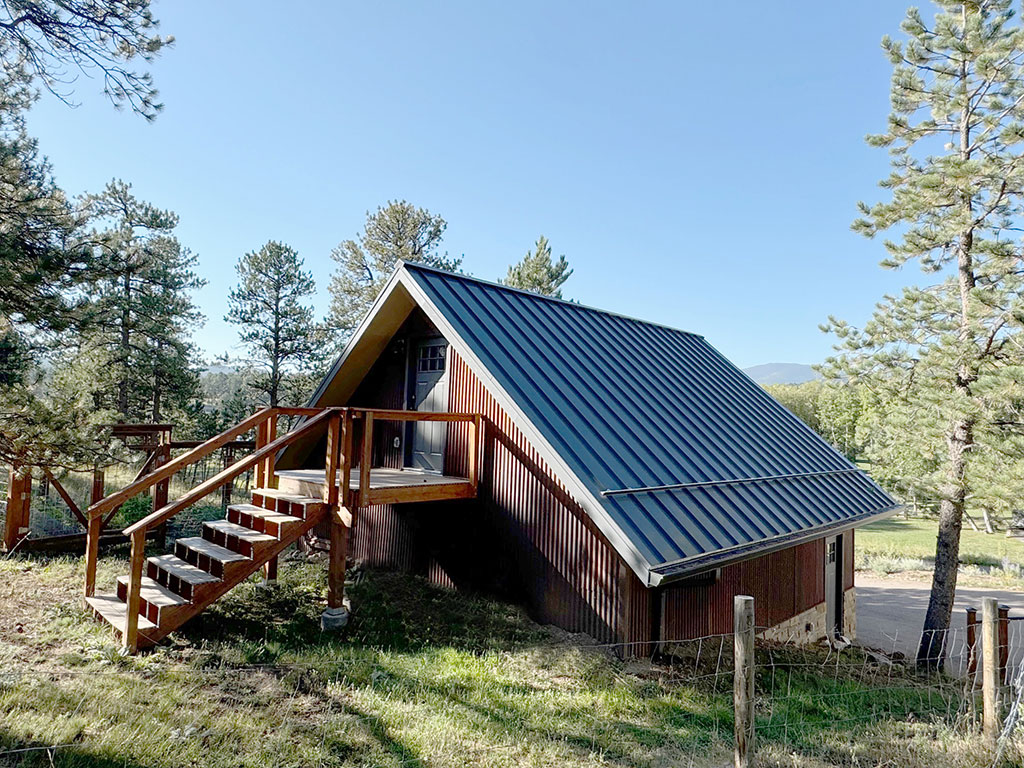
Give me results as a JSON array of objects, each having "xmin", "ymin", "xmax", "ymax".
[{"xmin": 0, "ymin": 553, "xmax": 1015, "ymax": 768}]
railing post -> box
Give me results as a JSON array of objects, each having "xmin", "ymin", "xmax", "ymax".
[
  {"xmin": 468, "ymin": 414, "xmax": 482, "ymax": 492},
  {"xmin": 264, "ymin": 412, "xmax": 278, "ymax": 489},
  {"xmin": 151, "ymin": 431, "xmax": 170, "ymax": 550},
  {"xmin": 359, "ymin": 412, "xmax": 373, "ymax": 508},
  {"xmin": 124, "ymin": 529, "xmax": 146, "ymax": 653},
  {"xmin": 255, "ymin": 416, "xmax": 268, "ymax": 488},
  {"xmin": 983, "ymin": 597, "xmax": 1000, "ymax": 744},
  {"xmin": 91, "ymin": 468, "xmax": 105, "ymax": 506},
  {"xmin": 734, "ymin": 595, "xmax": 755, "ymax": 768},
  {"xmin": 323, "ymin": 410, "xmax": 341, "ymax": 507},
  {"xmin": 221, "ymin": 445, "xmax": 234, "ymax": 509},
  {"xmin": 84, "ymin": 512, "xmax": 101, "ymax": 598},
  {"xmin": 341, "ymin": 410, "xmax": 353, "ymax": 509}
]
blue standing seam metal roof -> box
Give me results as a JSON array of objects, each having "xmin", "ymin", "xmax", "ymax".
[{"xmin": 403, "ymin": 262, "xmax": 897, "ymax": 573}]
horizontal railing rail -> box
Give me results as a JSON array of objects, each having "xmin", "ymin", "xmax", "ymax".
[
  {"xmin": 86, "ymin": 408, "xmax": 275, "ymax": 520},
  {"xmin": 85, "ymin": 403, "xmax": 486, "ymax": 654},
  {"xmin": 350, "ymin": 408, "xmax": 480, "ymax": 423},
  {"xmin": 123, "ymin": 409, "xmax": 338, "ymax": 537}
]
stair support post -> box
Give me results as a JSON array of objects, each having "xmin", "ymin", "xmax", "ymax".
[
  {"xmin": 84, "ymin": 513, "xmax": 101, "ymax": 597},
  {"xmin": 322, "ymin": 409, "xmax": 352, "ymax": 632},
  {"xmin": 323, "ymin": 507, "xmax": 351, "ymax": 630},
  {"xmin": 124, "ymin": 529, "xmax": 146, "ymax": 653}
]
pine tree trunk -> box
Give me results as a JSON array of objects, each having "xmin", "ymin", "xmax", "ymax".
[
  {"xmin": 917, "ymin": 418, "xmax": 971, "ymax": 669},
  {"xmin": 917, "ymin": 36, "xmax": 977, "ymax": 670}
]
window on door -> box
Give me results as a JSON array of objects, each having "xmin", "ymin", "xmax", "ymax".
[{"xmin": 417, "ymin": 344, "xmax": 446, "ymax": 373}]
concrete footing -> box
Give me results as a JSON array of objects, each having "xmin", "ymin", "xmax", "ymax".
[{"xmin": 321, "ymin": 602, "xmax": 351, "ymax": 631}]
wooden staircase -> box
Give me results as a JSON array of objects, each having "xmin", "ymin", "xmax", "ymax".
[
  {"xmin": 81, "ymin": 406, "xmax": 482, "ymax": 653},
  {"xmin": 86, "ymin": 489, "xmax": 326, "ymax": 649}
]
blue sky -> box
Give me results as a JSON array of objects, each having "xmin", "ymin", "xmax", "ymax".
[{"xmin": 29, "ymin": 1, "xmax": 918, "ymax": 369}]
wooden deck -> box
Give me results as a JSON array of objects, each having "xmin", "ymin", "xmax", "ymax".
[{"xmin": 276, "ymin": 467, "xmax": 476, "ymax": 506}]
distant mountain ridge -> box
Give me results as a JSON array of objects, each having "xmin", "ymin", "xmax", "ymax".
[{"xmin": 742, "ymin": 363, "xmax": 819, "ymax": 385}]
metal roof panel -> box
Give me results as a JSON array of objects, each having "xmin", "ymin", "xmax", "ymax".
[{"xmin": 402, "ymin": 263, "xmax": 898, "ymax": 570}]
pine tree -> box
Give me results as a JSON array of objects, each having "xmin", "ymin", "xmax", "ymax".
[
  {"xmin": 0, "ymin": 67, "xmax": 101, "ymax": 467},
  {"xmin": 327, "ymin": 201, "xmax": 460, "ymax": 339},
  {"xmin": 226, "ymin": 241, "xmax": 319, "ymax": 408},
  {"xmin": 823, "ymin": 0, "xmax": 1024, "ymax": 668},
  {"xmin": 0, "ymin": 0, "xmax": 172, "ymax": 120},
  {"xmin": 74, "ymin": 180, "xmax": 204, "ymax": 423},
  {"xmin": 503, "ymin": 236, "xmax": 573, "ymax": 298}
]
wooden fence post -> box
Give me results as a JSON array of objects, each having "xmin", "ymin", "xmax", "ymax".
[
  {"xmin": 3, "ymin": 466, "xmax": 30, "ymax": 552},
  {"xmin": 734, "ymin": 595, "xmax": 755, "ymax": 768},
  {"xmin": 982, "ymin": 597, "xmax": 1000, "ymax": 744}
]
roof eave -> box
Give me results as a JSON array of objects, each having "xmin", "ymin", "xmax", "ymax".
[{"xmin": 647, "ymin": 504, "xmax": 903, "ymax": 587}]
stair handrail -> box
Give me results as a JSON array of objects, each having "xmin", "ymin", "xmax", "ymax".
[
  {"xmin": 113, "ymin": 406, "xmax": 344, "ymax": 654},
  {"xmin": 122, "ymin": 407, "xmax": 339, "ymax": 537},
  {"xmin": 82, "ymin": 406, "xmax": 336, "ymax": 599},
  {"xmin": 87, "ymin": 408, "xmax": 269, "ymax": 520}
]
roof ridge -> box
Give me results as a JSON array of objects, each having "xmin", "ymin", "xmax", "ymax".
[{"xmin": 398, "ymin": 260, "xmax": 705, "ymax": 339}]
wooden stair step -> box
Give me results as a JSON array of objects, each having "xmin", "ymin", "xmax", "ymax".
[
  {"xmin": 86, "ymin": 593, "xmax": 158, "ymax": 646},
  {"xmin": 204, "ymin": 519, "xmax": 278, "ymax": 543},
  {"xmin": 116, "ymin": 575, "xmax": 191, "ymax": 625},
  {"xmin": 227, "ymin": 503, "xmax": 303, "ymax": 537},
  {"xmin": 116, "ymin": 575, "xmax": 190, "ymax": 607},
  {"xmin": 203, "ymin": 519, "xmax": 278, "ymax": 557},
  {"xmin": 147, "ymin": 554, "xmax": 221, "ymax": 600},
  {"xmin": 250, "ymin": 488, "xmax": 326, "ymax": 519},
  {"xmin": 175, "ymin": 537, "xmax": 250, "ymax": 579}
]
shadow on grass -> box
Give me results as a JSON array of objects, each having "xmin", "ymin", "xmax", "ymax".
[
  {"xmin": 176, "ymin": 566, "xmax": 548, "ymax": 664},
  {"xmin": 0, "ymin": 730, "xmax": 156, "ymax": 768}
]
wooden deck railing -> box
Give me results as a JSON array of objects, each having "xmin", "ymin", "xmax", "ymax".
[{"xmin": 84, "ymin": 405, "xmax": 484, "ymax": 653}]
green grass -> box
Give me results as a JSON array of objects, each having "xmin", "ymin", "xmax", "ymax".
[
  {"xmin": 857, "ymin": 517, "xmax": 1024, "ymax": 583},
  {"xmin": 0, "ymin": 554, "xmax": 1015, "ymax": 767}
]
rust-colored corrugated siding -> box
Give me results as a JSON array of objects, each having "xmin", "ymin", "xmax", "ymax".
[
  {"xmin": 445, "ymin": 350, "xmax": 653, "ymax": 646},
  {"xmin": 660, "ymin": 538, "xmax": 825, "ymax": 640}
]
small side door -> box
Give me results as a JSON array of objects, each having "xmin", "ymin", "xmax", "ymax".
[
  {"xmin": 824, "ymin": 534, "xmax": 844, "ymax": 638},
  {"xmin": 408, "ymin": 338, "xmax": 448, "ymax": 472}
]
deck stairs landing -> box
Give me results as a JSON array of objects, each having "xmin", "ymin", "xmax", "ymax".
[{"xmin": 85, "ymin": 489, "xmax": 326, "ymax": 649}]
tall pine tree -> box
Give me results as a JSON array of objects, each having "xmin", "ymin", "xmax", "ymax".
[
  {"xmin": 327, "ymin": 201, "xmax": 460, "ymax": 339},
  {"xmin": 73, "ymin": 180, "xmax": 204, "ymax": 423},
  {"xmin": 824, "ymin": 0, "xmax": 1024, "ymax": 668},
  {"xmin": 503, "ymin": 235, "xmax": 572, "ymax": 298},
  {"xmin": 226, "ymin": 241, "xmax": 319, "ymax": 408}
]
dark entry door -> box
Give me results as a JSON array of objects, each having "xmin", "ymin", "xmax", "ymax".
[
  {"xmin": 409, "ymin": 339, "xmax": 448, "ymax": 472},
  {"xmin": 824, "ymin": 534, "xmax": 844, "ymax": 638}
]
